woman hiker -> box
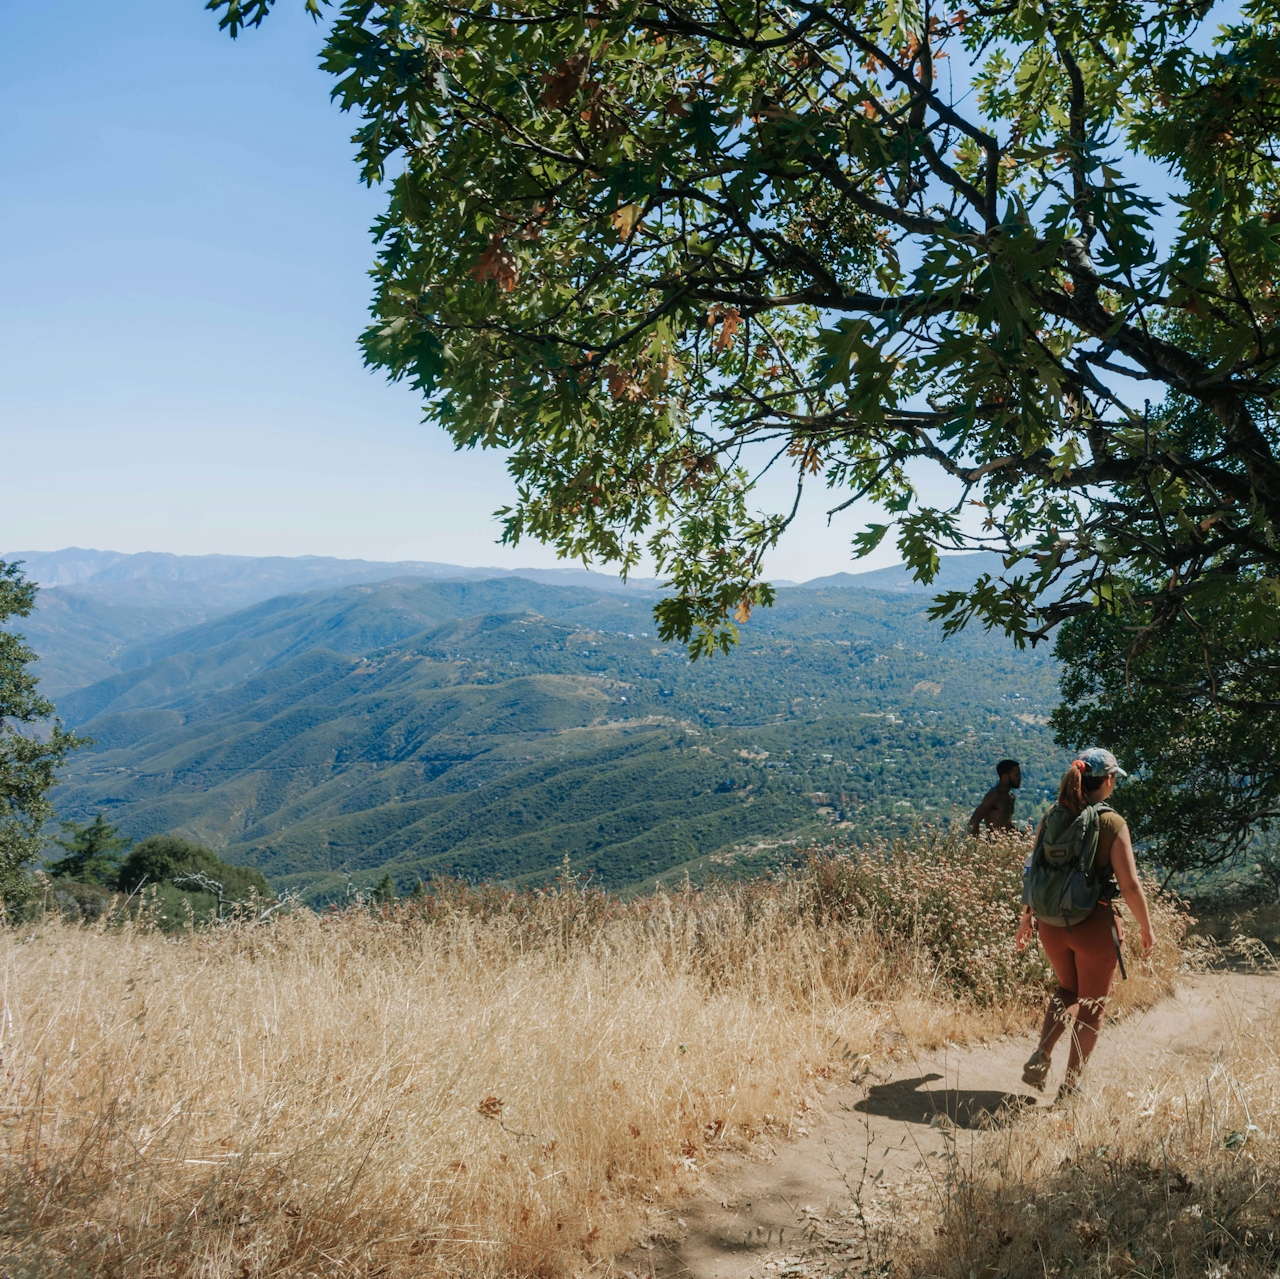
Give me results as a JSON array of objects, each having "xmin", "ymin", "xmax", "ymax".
[{"xmin": 1014, "ymin": 748, "xmax": 1156, "ymax": 1102}]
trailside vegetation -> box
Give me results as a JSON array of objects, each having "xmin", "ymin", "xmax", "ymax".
[
  {"xmin": 1052, "ymin": 595, "xmax": 1280, "ymax": 876},
  {"xmin": 0, "ymin": 559, "xmax": 82, "ymax": 908},
  {"xmin": 114, "ymin": 833, "xmax": 271, "ymax": 902},
  {"xmin": 0, "ymin": 831, "xmax": 1187, "ymax": 1277},
  {"xmin": 42, "ymin": 815, "xmax": 274, "ymax": 927}
]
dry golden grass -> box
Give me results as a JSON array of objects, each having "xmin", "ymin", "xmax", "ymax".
[
  {"xmin": 905, "ymin": 973, "xmax": 1280, "ymax": 1279},
  {"xmin": 0, "ymin": 832, "xmax": 1187, "ymax": 1278}
]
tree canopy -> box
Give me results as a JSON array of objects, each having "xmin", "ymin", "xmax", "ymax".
[
  {"xmin": 213, "ymin": 0, "xmax": 1280, "ymax": 669},
  {"xmin": 47, "ymin": 812, "xmax": 132, "ymax": 886},
  {"xmin": 1052, "ymin": 594, "xmax": 1280, "ymax": 875},
  {"xmin": 0, "ymin": 560, "xmax": 83, "ymax": 907},
  {"xmin": 116, "ymin": 834, "xmax": 271, "ymax": 901}
]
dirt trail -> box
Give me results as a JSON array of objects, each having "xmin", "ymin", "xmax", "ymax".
[{"xmin": 624, "ymin": 972, "xmax": 1280, "ymax": 1279}]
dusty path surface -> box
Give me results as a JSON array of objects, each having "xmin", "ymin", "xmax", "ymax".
[{"xmin": 622, "ymin": 972, "xmax": 1280, "ymax": 1279}]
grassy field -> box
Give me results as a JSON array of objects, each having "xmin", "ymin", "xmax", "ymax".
[{"xmin": 1, "ymin": 833, "xmax": 1192, "ymax": 1277}]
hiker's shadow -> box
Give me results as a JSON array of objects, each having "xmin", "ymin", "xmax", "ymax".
[{"xmin": 853, "ymin": 1073, "xmax": 1037, "ymax": 1129}]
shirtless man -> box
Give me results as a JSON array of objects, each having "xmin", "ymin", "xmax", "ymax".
[{"xmin": 969, "ymin": 758, "xmax": 1021, "ymax": 834}]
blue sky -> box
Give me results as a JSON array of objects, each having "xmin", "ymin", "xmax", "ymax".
[{"xmin": 1, "ymin": 0, "xmax": 911, "ymax": 580}]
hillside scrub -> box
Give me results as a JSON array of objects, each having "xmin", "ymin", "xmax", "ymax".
[
  {"xmin": 1, "ymin": 832, "xmax": 1184, "ymax": 1278},
  {"xmin": 48, "ymin": 572, "xmax": 1062, "ymax": 901},
  {"xmin": 45, "ymin": 832, "xmax": 273, "ymax": 929}
]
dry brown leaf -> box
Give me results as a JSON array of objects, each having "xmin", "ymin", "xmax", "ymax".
[
  {"xmin": 787, "ymin": 437, "xmax": 823, "ymax": 475},
  {"xmin": 712, "ymin": 307, "xmax": 741, "ymax": 353},
  {"xmin": 604, "ymin": 364, "xmax": 645, "ymax": 403},
  {"xmin": 611, "ymin": 203, "xmax": 643, "ymax": 242},
  {"xmin": 477, "ymin": 1095, "xmax": 504, "ymax": 1119},
  {"xmin": 541, "ymin": 54, "xmax": 589, "ymax": 110},
  {"xmin": 470, "ymin": 237, "xmax": 520, "ymax": 292}
]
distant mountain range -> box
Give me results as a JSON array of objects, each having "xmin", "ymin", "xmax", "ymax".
[
  {"xmin": 5, "ymin": 548, "xmax": 659, "ymax": 696},
  {"xmin": 8, "ymin": 546, "xmax": 1010, "ymax": 697},
  {"xmin": 10, "ymin": 545, "xmax": 1006, "ymax": 601},
  {"xmin": 6, "ymin": 545, "xmax": 663, "ymax": 608},
  {"xmin": 8, "ymin": 547, "xmax": 1056, "ymax": 899}
]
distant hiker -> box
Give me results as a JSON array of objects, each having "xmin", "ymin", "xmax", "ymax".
[
  {"xmin": 1015, "ymin": 749, "xmax": 1156, "ymax": 1103},
  {"xmin": 968, "ymin": 758, "xmax": 1021, "ymax": 835}
]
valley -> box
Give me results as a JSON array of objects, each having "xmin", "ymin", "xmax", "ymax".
[{"xmin": 13, "ymin": 549, "xmax": 1063, "ymax": 901}]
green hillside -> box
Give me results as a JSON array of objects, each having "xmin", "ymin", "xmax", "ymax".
[
  {"xmin": 16, "ymin": 591, "xmax": 211, "ymax": 697},
  {"xmin": 10, "ymin": 547, "xmax": 661, "ymax": 697},
  {"xmin": 46, "ymin": 573, "xmax": 1064, "ymax": 900}
]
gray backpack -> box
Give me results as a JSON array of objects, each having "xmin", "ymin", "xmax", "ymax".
[{"xmin": 1023, "ymin": 802, "xmax": 1113, "ymax": 927}]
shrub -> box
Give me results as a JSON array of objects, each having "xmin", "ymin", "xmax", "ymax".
[
  {"xmin": 116, "ymin": 834, "xmax": 269, "ymax": 901},
  {"xmin": 46, "ymin": 878, "xmax": 115, "ymax": 923},
  {"xmin": 801, "ymin": 828, "xmax": 1055, "ymax": 1005}
]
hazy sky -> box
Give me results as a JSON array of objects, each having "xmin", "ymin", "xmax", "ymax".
[{"xmin": 1, "ymin": 0, "xmax": 928, "ymax": 580}]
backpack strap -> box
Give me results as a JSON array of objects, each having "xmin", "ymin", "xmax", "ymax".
[
  {"xmin": 1030, "ymin": 806, "xmax": 1056, "ymax": 865},
  {"xmin": 1078, "ymin": 804, "xmax": 1104, "ymax": 878}
]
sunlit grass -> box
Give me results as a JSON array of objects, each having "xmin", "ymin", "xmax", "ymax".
[{"xmin": 0, "ymin": 831, "xmax": 1186, "ymax": 1277}]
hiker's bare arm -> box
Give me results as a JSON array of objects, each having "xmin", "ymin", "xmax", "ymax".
[
  {"xmin": 1111, "ymin": 823, "xmax": 1155, "ymax": 956},
  {"xmin": 1015, "ymin": 906, "xmax": 1034, "ymax": 951}
]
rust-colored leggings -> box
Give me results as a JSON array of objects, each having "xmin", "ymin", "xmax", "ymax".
[{"xmin": 1035, "ymin": 905, "xmax": 1120, "ymax": 1082}]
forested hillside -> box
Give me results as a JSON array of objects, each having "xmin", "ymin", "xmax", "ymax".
[
  {"xmin": 5, "ymin": 548, "xmax": 661, "ymax": 696},
  {"xmin": 15, "ymin": 556, "xmax": 1061, "ymax": 901}
]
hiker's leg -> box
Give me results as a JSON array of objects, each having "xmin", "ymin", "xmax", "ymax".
[
  {"xmin": 1065, "ymin": 995, "xmax": 1108, "ymax": 1082},
  {"xmin": 1063, "ymin": 910, "xmax": 1118, "ymax": 1086},
  {"xmin": 1038, "ymin": 985, "xmax": 1078, "ymax": 1056},
  {"xmin": 1034, "ymin": 922, "xmax": 1079, "ymax": 1060}
]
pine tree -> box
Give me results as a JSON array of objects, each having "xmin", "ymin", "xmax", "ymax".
[{"xmin": 47, "ymin": 813, "xmax": 131, "ymax": 885}]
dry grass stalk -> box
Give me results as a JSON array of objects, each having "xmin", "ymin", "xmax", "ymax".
[
  {"xmin": 0, "ymin": 831, "xmax": 1186, "ymax": 1277},
  {"xmin": 904, "ymin": 986, "xmax": 1280, "ymax": 1278}
]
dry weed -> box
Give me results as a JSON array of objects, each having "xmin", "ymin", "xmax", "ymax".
[
  {"xmin": 0, "ymin": 831, "xmax": 1189, "ymax": 1278},
  {"xmin": 905, "ymin": 987, "xmax": 1280, "ymax": 1279}
]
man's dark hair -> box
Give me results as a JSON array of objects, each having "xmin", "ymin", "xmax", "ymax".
[{"xmin": 996, "ymin": 759, "xmax": 1020, "ymax": 778}]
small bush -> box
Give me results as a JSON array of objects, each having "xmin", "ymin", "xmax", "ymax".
[
  {"xmin": 116, "ymin": 834, "xmax": 269, "ymax": 901},
  {"xmin": 46, "ymin": 879, "xmax": 115, "ymax": 923}
]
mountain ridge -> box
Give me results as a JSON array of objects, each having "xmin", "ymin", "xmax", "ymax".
[
  {"xmin": 8, "ymin": 545, "xmax": 1007, "ymax": 597},
  {"xmin": 4, "ymin": 546, "xmax": 664, "ymax": 602},
  {"xmin": 11, "ymin": 546, "xmax": 1012, "ymax": 697}
]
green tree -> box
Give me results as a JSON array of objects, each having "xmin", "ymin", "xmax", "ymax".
[
  {"xmin": 212, "ymin": 0, "xmax": 1280, "ymax": 863},
  {"xmin": 47, "ymin": 812, "xmax": 132, "ymax": 885},
  {"xmin": 211, "ymin": 0, "xmax": 1280, "ymax": 661},
  {"xmin": 0, "ymin": 560, "xmax": 84, "ymax": 908},
  {"xmin": 1053, "ymin": 585, "xmax": 1280, "ymax": 876}
]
